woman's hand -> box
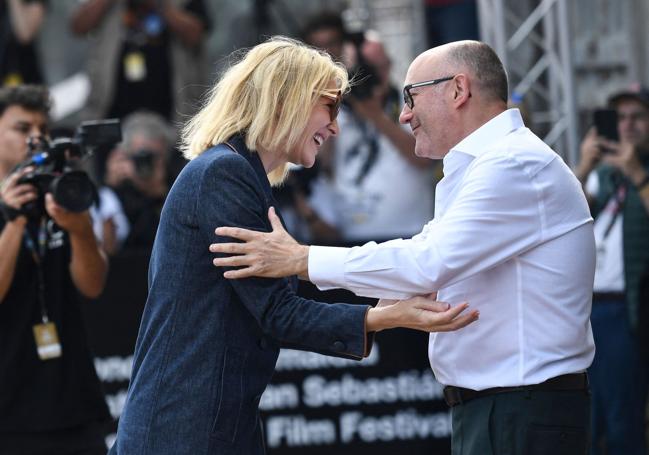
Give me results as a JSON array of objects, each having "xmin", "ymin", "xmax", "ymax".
[{"xmin": 367, "ymin": 293, "xmax": 478, "ymax": 333}]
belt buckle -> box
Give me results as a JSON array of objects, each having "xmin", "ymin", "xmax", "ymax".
[{"xmin": 443, "ymin": 386, "xmax": 463, "ymax": 407}]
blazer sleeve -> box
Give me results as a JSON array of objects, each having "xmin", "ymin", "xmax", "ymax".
[{"xmin": 197, "ymin": 153, "xmax": 372, "ymax": 360}]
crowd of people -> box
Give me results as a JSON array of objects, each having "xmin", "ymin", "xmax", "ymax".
[{"xmin": 0, "ymin": 1, "xmax": 648, "ymax": 455}]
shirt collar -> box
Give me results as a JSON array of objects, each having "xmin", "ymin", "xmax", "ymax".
[{"xmin": 448, "ymin": 108, "xmax": 525, "ymax": 159}]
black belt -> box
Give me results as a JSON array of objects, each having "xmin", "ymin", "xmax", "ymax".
[
  {"xmin": 443, "ymin": 373, "xmax": 588, "ymax": 408},
  {"xmin": 593, "ymin": 292, "xmax": 625, "ymax": 301}
]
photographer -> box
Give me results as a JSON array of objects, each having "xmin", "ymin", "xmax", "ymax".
[
  {"xmin": 304, "ymin": 15, "xmax": 435, "ymax": 243},
  {"xmin": 105, "ymin": 110, "xmax": 175, "ymax": 251},
  {"xmin": 574, "ymin": 86, "xmax": 649, "ymax": 455},
  {"xmin": 69, "ymin": 0, "xmax": 210, "ymax": 122},
  {"xmin": 0, "ymin": 85, "xmax": 110, "ymax": 453}
]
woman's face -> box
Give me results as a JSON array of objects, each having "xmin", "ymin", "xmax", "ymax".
[{"xmin": 287, "ymin": 91, "xmax": 340, "ymax": 168}]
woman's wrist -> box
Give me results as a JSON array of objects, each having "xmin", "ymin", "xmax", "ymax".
[{"xmin": 366, "ymin": 306, "xmax": 399, "ymax": 332}]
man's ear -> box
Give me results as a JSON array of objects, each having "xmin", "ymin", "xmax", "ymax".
[{"xmin": 452, "ymin": 74, "xmax": 472, "ymax": 108}]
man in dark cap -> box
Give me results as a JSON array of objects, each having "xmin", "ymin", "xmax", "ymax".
[{"xmin": 575, "ymin": 85, "xmax": 649, "ymax": 455}]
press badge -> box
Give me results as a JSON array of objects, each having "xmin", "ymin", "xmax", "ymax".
[
  {"xmin": 33, "ymin": 322, "xmax": 62, "ymax": 360},
  {"xmin": 124, "ymin": 51, "xmax": 147, "ymax": 81},
  {"xmin": 3, "ymin": 72, "xmax": 23, "ymax": 86}
]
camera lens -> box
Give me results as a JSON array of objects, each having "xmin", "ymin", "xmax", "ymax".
[
  {"xmin": 50, "ymin": 171, "xmax": 97, "ymax": 212},
  {"xmin": 131, "ymin": 149, "xmax": 156, "ymax": 179}
]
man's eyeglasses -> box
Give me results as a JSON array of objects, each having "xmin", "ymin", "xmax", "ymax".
[
  {"xmin": 321, "ymin": 91, "xmax": 342, "ymax": 122},
  {"xmin": 403, "ymin": 76, "xmax": 455, "ymax": 109}
]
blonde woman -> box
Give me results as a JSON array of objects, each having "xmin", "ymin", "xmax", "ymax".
[{"xmin": 109, "ymin": 37, "xmax": 477, "ymax": 455}]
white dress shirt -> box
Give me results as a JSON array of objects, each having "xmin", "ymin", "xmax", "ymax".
[{"xmin": 309, "ymin": 109, "xmax": 596, "ymax": 390}]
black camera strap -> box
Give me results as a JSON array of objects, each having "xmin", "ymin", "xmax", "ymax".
[{"xmin": 23, "ymin": 217, "xmax": 50, "ymax": 324}]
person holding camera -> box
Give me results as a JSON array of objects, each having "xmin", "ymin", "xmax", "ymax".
[
  {"xmin": 574, "ymin": 86, "xmax": 649, "ymax": 455},
  {"xmin": 0, "ymin": 85, "xmax": 110, "ymax": 453},
  {"xmin": 70, "ymin": 0, "xmax": 210, "ymax": 123},
  {"xmin": 105, "ymin": 110, "xmax": 174, "ymax": 251},
  {"xmin": 303, "ymin": 13, "xmax": 435, "ymax": 243}
]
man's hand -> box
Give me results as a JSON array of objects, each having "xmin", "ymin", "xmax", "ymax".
[
  {"xmin": 367, "ymin": 293, "xmax": 478, "ymax": 333},
  {"xmin": 0, "ymin": 167, "xmax": 37, "ymax": 222},
  {"xmin": 210, "ymin": 207, "xmax": 309, "ymax": 279},
  {"xmin": 104, "ymin": 148, "xmax": 136, "ymax": 188},
  {"xmin": 45, "ymin": 193, "xmax": 94, "ymax": 236},
  {"xmin": 45, "ymin": 193, "xmax": 107, "ymax": 299},
  {"xmin": 600, "ymin": 139, "xmax": 649, "ymax": 185},
  {"xmin": 575, "ymin": 127, "xmax": 603, "ymax": 184}
]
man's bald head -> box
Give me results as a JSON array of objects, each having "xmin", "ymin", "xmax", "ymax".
[{"xmin": 414, "ymin": 41, "xmax": 508, "ymax": 105}]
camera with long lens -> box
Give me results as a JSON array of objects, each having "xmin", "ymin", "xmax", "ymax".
[
  {"xmin": 16, "ymin": 119, "xmax": 122, "ymax": 219},
  {"xmin": 345, "ymin": 32, "xmax": 380, "ymax": 102}
]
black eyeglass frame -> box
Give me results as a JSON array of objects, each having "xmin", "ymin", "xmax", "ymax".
[
  {"xmin": 321, "ymin": 90, "xmax": 342, "ymax": 122},
  {"xmin": 403, "ymin": 76, "xmax": 455, "ymax": 109}
]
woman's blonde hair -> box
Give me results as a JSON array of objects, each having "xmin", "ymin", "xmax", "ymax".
[{"xmin": 180, "ymin": 36, "xmax": 348, "ymax": 184}]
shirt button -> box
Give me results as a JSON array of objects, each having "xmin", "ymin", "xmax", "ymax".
[
  {"xmin": 332, "ymin": 340, "xmax": 346, "ymax": 352},
  {"xmin": 258, "ymin": 338, "xmax": 269, "ymax": 350}
]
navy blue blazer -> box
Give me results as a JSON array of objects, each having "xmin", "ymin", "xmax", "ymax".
[{"xmin": 110, "ymin": 135, "xmax": 371, "ymax": 454}]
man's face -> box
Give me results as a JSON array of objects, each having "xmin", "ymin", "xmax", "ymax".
[
  {"xmin": 0, "ymin": 105, "xmax": 48, "ymax": 172},
  {"xmin": 399, "ymin": 53, "xmax": 454, "ymax": 160},
  {"xmin": 126, "ymin": 134, "xmax": 167, "ymax": 181},
  {"xmin": 616, "ymin": 99, "xmax": 649, "ymax": 146}
]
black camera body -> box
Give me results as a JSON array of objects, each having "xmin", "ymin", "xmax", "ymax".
[
  {"xmin": 130, "ymin": 149, "xmax": 157, "ymax": 179},
  {"xmin": 17, "ymin": 119, "xmax": 122, "ymax": 219},
  {"xmin": 345, "ymin": 32, "xmax": 380, "ymax": 102},
  {"xmin": 347, "ymin": 60, "xmax": 379, "ymax": 101}
]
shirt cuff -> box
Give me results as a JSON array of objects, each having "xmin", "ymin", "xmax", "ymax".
[{"xmin": 308, "ymin": 246, "xmax": 350, "ymax": 291}]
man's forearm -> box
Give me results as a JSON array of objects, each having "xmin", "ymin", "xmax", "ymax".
[
  {"xmin": 8, "ymin": 0, "xmax": 45, "ymax": 43},
  {"xmin": 69, "ymin": 0, "xmax": 112, "ymax": 35},
  {"xmin": 161, "ymin": 4, "xmax": 205, "ymax": 48},
  {"xmin": 69, "ymin": 227, "xmax": 108, "ymax": 299},
  {"xmin": 0, "ymin": 219, "xmax": 26, "ymax": 302}
]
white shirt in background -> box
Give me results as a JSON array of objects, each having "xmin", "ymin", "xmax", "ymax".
[
  {"xmin": 332, "ymin": 105, "xmax": 435, "ymax": 241},
  {"xmin": 90, "ymin": 186, "xmax": 130, "ymax": 247},
  {"xmin": 585, "ymin": 172, "xmax": 625, "ymax": 292}
]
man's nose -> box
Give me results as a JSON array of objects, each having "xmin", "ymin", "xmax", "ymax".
[{"xmin": 399, "ymin": 105, "xmax": 412, "ymax": 125}]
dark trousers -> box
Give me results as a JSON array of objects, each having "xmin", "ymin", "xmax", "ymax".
[
  {"xmin": 589, "ymin": 297, "xmax": 646, "ymax": 455},
  {"xmin": 451, "ymin": 388, "xmax": 590, "ymax": 455}
]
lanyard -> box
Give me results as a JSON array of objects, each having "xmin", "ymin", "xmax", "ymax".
[
  {"xmin": 602, "ymin": 184, "xmax": 627, "ymax": 240},
  {"xmin": 23, "ymin": 217, "xmax": 50, "ymax": 323}
]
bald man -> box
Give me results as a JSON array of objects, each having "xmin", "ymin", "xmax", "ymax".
[{"xmin": 210, "ymin": 41, "xmax": 595, "ymax": 454}]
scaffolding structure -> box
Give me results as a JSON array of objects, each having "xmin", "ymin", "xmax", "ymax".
[{"xmin": 478, "ymin": 0, "xmax": 578, "ymax": 164}]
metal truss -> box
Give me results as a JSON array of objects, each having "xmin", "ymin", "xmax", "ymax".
[{"xmin": 478, "ymin": 0, "xmax": 578, "ymax": 165}]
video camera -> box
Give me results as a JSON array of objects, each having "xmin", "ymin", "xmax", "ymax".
[{"xmin": 16, "ymin": 119, "xmax": 122, "ymax": 219}]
